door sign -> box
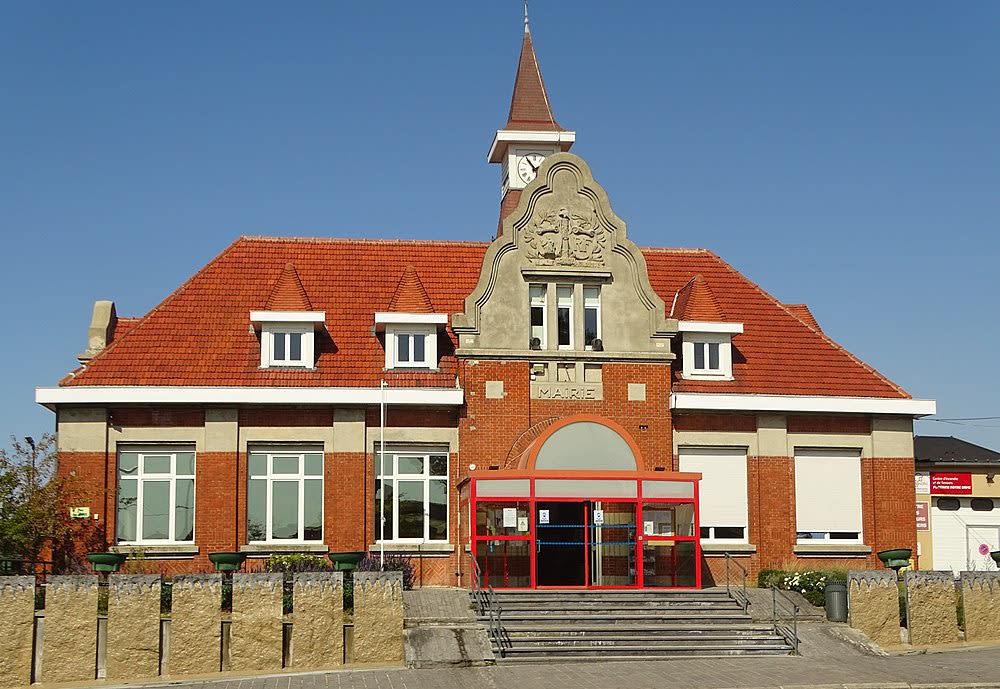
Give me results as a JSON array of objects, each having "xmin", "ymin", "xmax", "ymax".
[
  {"xmin": 517, "ymin": 516, "xmax": 529, "ymax": 532},
  {"xmin": 502, "ymin": 507, "xmax": 517, "ymax": 528},
  {"xmin": 593, "ymin": 509, "xmax": 605, "ymax": 526},
  {"xmin": 915, "ymin": 501, "xmax": 929, "ymax": 531},
  {"xmin": 539, "ymin": 509, "xmax": 550, "ymax": 524}
]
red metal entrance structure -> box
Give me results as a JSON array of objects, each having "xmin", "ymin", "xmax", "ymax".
[{"xmin": 459, "ymin": 415, "xmax": 702, "ymax": 589}]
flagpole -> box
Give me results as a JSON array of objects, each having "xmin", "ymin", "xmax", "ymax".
[{"xmin": 379, "ymin": 379, "xmax": 386, "ymax": 570}]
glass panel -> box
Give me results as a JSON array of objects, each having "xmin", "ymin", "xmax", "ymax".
[
  {"xmin": 143, "ymin": 454, "xmax": 171, "ymax": 474},
  {"xmin": 289, "ymin": 332, "xmax": 302, "ymax": 361},
  {"xmin": 642, "ymin": 503, "xmax": 678, "ymax": 537},
  {"xmin": 303, "ymin": 479, "xmax": 323, "ymax": 541},
  {"xmin": 375, "ymin": 478, "xmax": 394, "ymax": 541},
  {"xmin": 273, "ymin": 454, "xmax": 300, "ymax": 474},
  {"xmin": 398, "ymin": 455, "xmax": 424, "ymax": 475},
  {"xmin": 557, "ymin": 307, "xmax": 570, "ymax": 346},
  {"xmin": 535, "ymin": 479, "xmax": 637, "ymax": 498},
  {"xmin": 590, "ymin": 501, "xmax": 636, "ymax": 587},
  {"xmin": 412, "ymin": 334, "xmax": 425, "ymax": 362},
  {"xmin": 271, "ymin": 480, "xmax": 300, "ymax": 540},
  {"xmin": 429, "ymin": 454, "xmax": 448, "ymax": 476},
  {"xmin": 642, "ymin": 480, "xmax": 695, "ymax": 499},
  {"xmin": 475, "ymin": 478, "xmax": 531, "ymax": 497},
  {"xmin": 249, "ymin": 453, "xmax": 266, "ymax": 477},
  {"xmin": 141, "ymin": 481, "xmax": 170, "ymax": 540},
  {"xmin": 247, "ymin": 479, "xmax": 267, "ymax": 541},
  {"xmin": 176, "ymin": 452, "xmax": 195, "ymax": 476},
  {"xmin": 119, "ymin": 452, "xmax": 139, "ymax": 476},
  {"xmin": 428, "ymin": 479, "xmax": 448, "ymax": 540},
  {"xmin": 378, "ymin": 451, "xmax": 392, "ymax": 477},
  {"xmin": 397, "ymin": 334, "xmax": 410, "ymax": 362},
  {"xmin": 643, "ymin": 540, "xmax": 696, "ymax": 587},
  {"xmin": 714, "ymin": 526, "xmax": 745, "ymax": 539},
  {"xmin": 397, "ymin": 480, "xmax": 424, "ymax": 539},
  {"xmin": 708, "ymin": 342, "xmax": 720, "ymax": 369},
  {"xmin": 476, "ymin": 501, "xmax": 531, "ymax": 536},
  {"xmin": 584, "ymin": 307, "xmax": 598, "ymax": 346},
  {"xmin": 174, "ymin": 478, "xmax": 195, "ymax": 541},
  {"xmin": 117, "ymin": 479, "xmax": 137, "ymax": 542},
  {"xmin": 694, "ymin": 342, "xmax": 705, "ymax": 369},
  {"xmin": 529, "ymin": 284, "xmax": 546, "ymax": 305},
  {"xmin": 476, "ymin": 539, "xmax": 531, "ymax": 588},
  {"xmin": 274, "ymin": 332, "xmax": 286, "ymax": 360},
  {"xmin": 304, "ymin": 453, "xmax": 323, "ymax": 476}
]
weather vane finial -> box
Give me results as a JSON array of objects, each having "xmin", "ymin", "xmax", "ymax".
[{"xmin": 524, "ymin": 1, "xmax": 530, "ymax": 34}]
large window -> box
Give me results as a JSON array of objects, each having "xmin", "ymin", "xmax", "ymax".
[
  {"xmin": 375, "ymin": 446, "xmax": 449, "ymax": 542},
  {"xmin": 117, "ymin": 446, "xmax": 195, "ymax": 544},
  {"xmin": 247, "ymin": 447, "xmax": 323, "ymax": 543},
  {"xmin": 556, "ymin": 285, "xmax": 573, "ymax": 349},
  {"xmin": 678, "ymin": 447, "xmax": 748, "ymax": 542},
  {"xmin": 795, "ymin": 449, "xmax": 862, "ymax": 542},
  {"xmin": 529, "ymin": 284, "xmax": 546, "ymax": 348}
]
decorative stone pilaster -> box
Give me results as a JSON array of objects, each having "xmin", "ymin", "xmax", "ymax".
[
  {"xmin": 42, "ymin": 575, "xmax": 98, "ymax": 684},
  {"xmin": 848, "ymin": 570, "xmax": 900, "ymax": 648},
  {"xmin": 905, "ymin": 570, "xmax": 958, "ymax": 646},
  {"xmin": 168, "ymin": 574, "xmax": 222, "ymax": 675},
  {"xmin": 353, "ymin": 571, "xmax": 403, "ymax": 664},
  {"xmin": 230, "ymin": 573, "xmax": 283, "ymax": 672},
  {"xmin": 960, "ymin": 572, "xmax": 1000, "ymax": 644},
  {"xmin": 0, "ymin": 577, "xmax": 35, "ymax": 689},
  {"xmin": 107, "ymin": 574, "xmax": 161, "ymax": 680},
  {"xmin": 291, "ymin": 572, "xmax": 344, "ymax": 668}
]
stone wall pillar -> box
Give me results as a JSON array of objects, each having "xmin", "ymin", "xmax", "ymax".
[
  {"xmin": 168, "ymin": 574, "xmax": 221, "ymax": 675},
  {"xmin": 353, "ymin": 571, "xmax": 403, "ymax": 664},
  {"xmin": 848, "ymin": 570, "xmax": 900, "ymax": 648},
  {"xmin": 960, "ymin": 572, "xmax": 1000, "ymax": 644},
  {"xmin": 230, "ymin": 573, "xmax": 283, "ymax": 672},
  {"xmin": 0, "ymin": 577, "xmax": 35, "ymax": 689},
  {"xmin": 905, "ymin": 570, "xmax": 958, "ymax": 646},
  {"xmin": 291, "ymin": 572, "xmax": 344, "ymax": 668},
  {"xmin": 42, "ymin": 575, "xmax": 98, "ymax": 684},
  {"xmin": 107, "ymin": 574, "xmax": 161, "ymax": 680}
]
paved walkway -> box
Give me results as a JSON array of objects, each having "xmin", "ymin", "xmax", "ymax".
[{"xmin": 99, "ymin": 641, "xmax": 1000, "ymax": 689}]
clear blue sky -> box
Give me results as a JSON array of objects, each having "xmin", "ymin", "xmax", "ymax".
[{"xmin": 3, "ymin": 2, "xmax": 998, "ymax": 451}]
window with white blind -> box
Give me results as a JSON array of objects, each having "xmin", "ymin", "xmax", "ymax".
[
  {"xmin": 794, "ymin": 449, "xmax": 862, "ymax": 542},
  {"xmin": 117, "ymin": 446, "xmax": 195, "ymax": 544},
  {"xmin": 678, "ymin": 447, "xmax": 748, "ymax": 542}
]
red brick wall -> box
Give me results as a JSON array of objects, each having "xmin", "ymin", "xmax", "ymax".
[
  {"xmin": 239, "ymin": 408, "xmax": 333, "ymax": 427},
  {"xmin": 365, "ymin": 407, "xmax": 458, "ymax": 428},
  {"xmin": 749, "ymin": 456, "xmax": 795, "ymax": 569},
  {"xmin": 787, "ymin": 415, "xmax": 871, "ymax": 435},
  {"xmin": 674, "ymin": 413, "xmax": 757, "ymax": 433},
  {"xmin": 110, "ymin": 408, "xmax": 204, "ymax": 427}
]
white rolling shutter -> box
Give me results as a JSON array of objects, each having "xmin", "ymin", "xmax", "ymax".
[
  {"xmin": 678, "ymin": 448, "xmax": 748, "ymax": 534},
  {"xmin": 794, "ymin": 449, "xmax": 862, "ymax": 535}
]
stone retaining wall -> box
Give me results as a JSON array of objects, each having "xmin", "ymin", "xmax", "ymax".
[
  {"xmin": 231, "ymin": 573, "xmax": 283, "ymax": 672},
  {"xmin": 42, "ymin": 575, "xmax": 99, "ymax": 684},
  {"xmin": 905, "ymin": 570, "xmax": 959, "ymax": 646},
  {"xmin": 169, "ymin": 573, "xmax": 223, "ymax": 675},
  {"xmin": 292, "ymin": 572, "xmax": 344, "ymax": 668},
  {"xmin": 848, "ymin": 570, "xmax": 900, "ymax": 648},
  {"xmin": 353, "ymin": 571, "xmax": 404, "ymax": 664},
  {"xmin": 961, "ymin": 572, "xmax": 1000, "ymax": 644},
  {"xmin": 107, "ymin": 574, "xmax": 161, "ymax": 680},
  {"xmin": 0, "ymin": 577, "xmax": 34, "ymax": 689}
]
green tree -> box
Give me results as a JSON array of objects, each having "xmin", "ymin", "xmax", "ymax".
[{"xmin": 0, "ymin": 434, "xmax": 74, "ymax": 563}]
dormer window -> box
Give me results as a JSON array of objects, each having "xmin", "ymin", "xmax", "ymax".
[
  {"xmin": 375, "ymin": 313, "xmax": 448, "ymax": 370},
  {"xmin": 679, "ymin": 321, "xmax": 742, "ymax": 381},
  {"xmin": 250, "ymin": 311, "xmax": 325, "ymax": 369}
]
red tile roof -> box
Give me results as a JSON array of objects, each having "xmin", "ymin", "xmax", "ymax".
[
  {"xmin": 265, "ymin": 263, "xmax": 312, "ymax": 311},
  {"xmin": 506, "ymin": 30, "xmax": 564, "ymax": 132},
  {"xmin": 671, "ymin": 274, "xmax": 724, "ymax": 321},
  {"xmin": 63, "ymin": 237, "xmax": 909, "ymax": 399},
  {"xmin": 387, "ymin": 265, "xmax": 434, "ymax": 313},
  {"xmin": 784, "ymin": 303, "xmax": 822, "ymax": 332}
]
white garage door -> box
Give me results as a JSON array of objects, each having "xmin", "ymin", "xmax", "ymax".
[{"xmin": 931, "ymin": 497, "xmax": 1000, "ymax": 572}]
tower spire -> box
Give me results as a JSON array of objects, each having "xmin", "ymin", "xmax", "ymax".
[{"xmin": 524, "ymin": 1, "xmax": 530, "ymax": 34}]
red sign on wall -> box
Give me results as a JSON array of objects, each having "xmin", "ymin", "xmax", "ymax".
[
  {"xmin": 915, "ymin": 501, "xmax": 929, "ymax": 531},
  {"xmin": 930, "ymin": 472, "xmax": 973, "ymax": 495}
]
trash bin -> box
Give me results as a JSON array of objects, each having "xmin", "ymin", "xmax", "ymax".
[{"xmin": 825, "ymin": 581, "xmax": 848, "ymax": 622}]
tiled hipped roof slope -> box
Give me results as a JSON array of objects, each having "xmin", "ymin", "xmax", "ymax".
[{"xmin": 63, "ymin": 237, "xmax": 909, "ymax": 398}]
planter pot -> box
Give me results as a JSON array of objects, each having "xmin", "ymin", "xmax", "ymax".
[
  {"xmin": 208, "ymin": 552, "xmax": 247, "ymax": 573},
  {"xmin": 877, "ymin": 548, "xmax": 912, "ymax": 572},
  {"xmin": 87, "ymin": 552, "xmax": 127, "ymax": 573},
  {"xmin": 328, "ymin": 551, "xmax": 365, "ymax": 572}
]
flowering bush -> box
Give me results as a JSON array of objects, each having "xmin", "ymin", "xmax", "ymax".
[{"xmin": 758, "ymin": 568, "xmax": 847, "ymax": 607}]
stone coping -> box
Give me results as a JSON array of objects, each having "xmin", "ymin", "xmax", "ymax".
[
  {"xmin": 111, "ymin": 544, "xmax": 199, "ymax": 557},
  {"xmin": 240, "ymin": 544, "xmax": 330, "ymax": 555},
  {"xmin": 700, "ymin": 543, "xmax": 757, "ymax": 554},
  {"xmin": 369, "ymin": 543, "xmax": 454, "ymax": 554},
  {"xmin": 793, "ymin": 543, "xmax": 873, "ymax": 556}
]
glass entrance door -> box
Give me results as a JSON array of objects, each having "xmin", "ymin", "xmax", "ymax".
[
  {"xmin": 535, "ymin": 501, "xmax": 587, "ymax": 586},
  {"xmin": 588, "ymin": 501, "xmax": 637, "ymax": 587}
]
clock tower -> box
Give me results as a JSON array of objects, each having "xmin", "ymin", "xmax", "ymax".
[{"xmin": 488, "ymin": 11, "xmax": 575, "ymax": 232}]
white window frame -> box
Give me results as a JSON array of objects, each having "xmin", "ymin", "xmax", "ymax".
[
  {"xmin": 794, "ymin": 448, "xmax": 863, "ymax": 544},
  {"xmin": 247, "ymin": 446, "xmax": 324, "ymax": 544},
  {"xmin": 529, "ymin": 284, "xmax": 547, "ymax": 349},
  {"xmin": 678, "ymin": 447, "xmax": 748, "ymax": 544},
  {"xmin": 681, "ymin": 332, "xmax": 733, "ymax": 380},
  {"xmin": 260, "ymin": 324, "xmax": 315, "ymax": 369},
  {"xmin": 583, "ymin": 285, "xmax": 601, "ymax": 349},
  {"xmin": 556, "ymin": 285, "xmax": 574, "ymax": 350},
  {"xmin": 375, "ymin": 446, "xmax": 449, "ymax": 544},
  {"xmin": 117, "ymin": 446, "xmax": 196, "ymax": 545},
  {"xmin": 384, "ymin": 325, "xmax": 437, "ymax": 370}
]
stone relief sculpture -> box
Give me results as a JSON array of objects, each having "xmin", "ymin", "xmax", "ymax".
[{"xmin": 522, "ymin": 201, "xmax": 606, "ymax": 266}]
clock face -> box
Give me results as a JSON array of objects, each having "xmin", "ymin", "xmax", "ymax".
[{"xmin": 516, "ymin": 153, "xmax": 547, "ymax": 184}]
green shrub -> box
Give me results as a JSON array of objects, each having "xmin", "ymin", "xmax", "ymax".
[
  {"xmin": 757, "ymin": 567, "xmax": 849, "ymax": 607},
  {"xmin": 263, "ymin": 553, "xmax": 330, "ymax": 573}
]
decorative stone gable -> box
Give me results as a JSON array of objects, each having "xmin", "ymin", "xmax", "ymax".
[{"xmin": 453, "ymin": 153, "xmax": 675, "ymax": 356}]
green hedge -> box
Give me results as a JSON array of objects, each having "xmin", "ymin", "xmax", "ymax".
[{"xmin": 757, "ymin": 568, "xmax": 848, "ymax": 607}]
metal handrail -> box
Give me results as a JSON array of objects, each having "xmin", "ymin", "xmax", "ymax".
[
  {"xmin": 769, "ymin": 585, "xmax": 801, "ymax": 655},
  {"xmin": 722, "ymin": 553, "xmax": 749, "ymax": 613},
  {"xmin": 469, "ymin": 555, "xmax": 508, "ymax": 657}
]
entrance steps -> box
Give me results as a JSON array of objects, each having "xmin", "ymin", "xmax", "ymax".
[{"xmin": 479, "ymin": 590, "xmax": 795, "ymax": 662}]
